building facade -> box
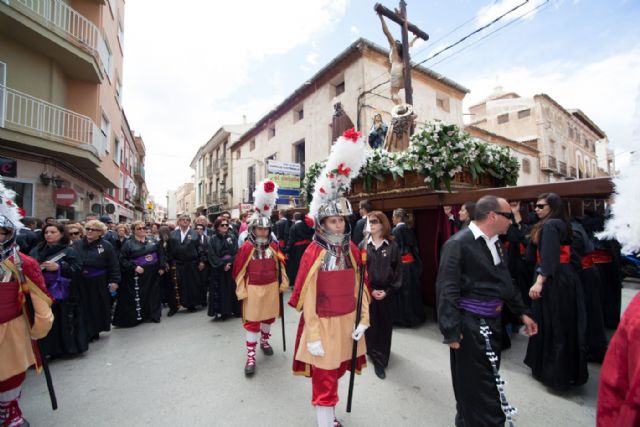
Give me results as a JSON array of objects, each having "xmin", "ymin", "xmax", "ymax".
[
  {"xmin": 0, "ymin": 0, "xmax": 147, "ymax": 221},
  {"xmin": 190, "ymin": 123, "xmax": 252, "ymax": 219},
  {"xmin": 174, "ymin": 182, "xmax": 195, "ymax": 218},
  {"xmin": 468, "ymin": 89, "xmax": 613, "ymax": 183},
  {"xmin": 229, "ymin": 38, "xmax": 469, "ymax": 209}
]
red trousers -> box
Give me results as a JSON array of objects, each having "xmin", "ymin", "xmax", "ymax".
[
  {"xmin": 0, "ymin": 372, "xmax": 25, "ymax": 392},
  {"xmin": 243, "ymin": 318, "xmax": 275, "ymax": 333},
  {"xmin": 312, "ymin": 364, "xmax": 348, "ymax": 407}
]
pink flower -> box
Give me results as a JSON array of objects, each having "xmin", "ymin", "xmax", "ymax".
[
  {"xmin": 337, "ymin": 163, "xmax": 351, "ymax": 176},
  {"xmin": 264, "ymin": 181, "xmax": 275, "ymax": 193}
]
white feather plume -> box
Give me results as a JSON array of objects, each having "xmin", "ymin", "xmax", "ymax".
[
  {"xmin": 252, "ymin": 178, "xmax": 279, "ymax": 217},
  {"xmin": 0, "ymin": 177, "xmax": 24, "ymax": 232},
  {"xmin": 309, "ymin": 129, "xmax": 367, "ymax": 218},
  {"xmin": 597, "ymin": 152, "xmax": 640, "ymax": 254}
]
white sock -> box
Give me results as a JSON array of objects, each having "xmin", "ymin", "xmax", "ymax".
[
  {"xmin": 260, "ymin": 323, "xmax": 271, "ymax": 334},
  {"xmin": 245, "ymin": 331, "xmax": 259, "ymax": 343},
  {"xmin": 315, "ymin": 406, "xmax": 334, "ymax": 427},
  {"xmin": 0, "ymin": 385, "xmax": 21, "ymax": 402}
]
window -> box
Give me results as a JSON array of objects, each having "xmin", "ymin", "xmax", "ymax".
[
  {"xmin": 247, "ymin": 165, "xmax": 255, "ymax": 203},
  {"xmin": 115, "ymin": 77, "xmax": 122, "ymax": 106},
  {"xmin": 0, "ymin": 61, "xmax": 5, "ymax": 128},
  {"xmin": 103, "ymin": 40, "xmax": 113, "ymax": 82},
  {"xmin": 517, "ymin": 109, "xmax": 531, "ymax": 119},
  {"xmin": 268, "ymin": 125, "xmax": 276, "ymax": 140},
  {"xmin": 436, "ymin": 94, "xmax": 450, "ymax": 112},
  {"xmin": 119, "ymin": 173, "xmax": 124, "ymax": 202},
  {"xmin": 333, "ymin": 78, "xmax": 345, "ymax": 96},
  {"xmin": 114, "ymin": 136, "xmax": 122, "ymax": 165},
  {"xmin": 294, "ymin": 140, "xmax": 305, "ymax": 179},
  {"xmin": 107, "ymin": 0, "xmax": 116, "ymax": 18},
  {"xmin": 294, "ymin": 105, "xmax": 304, "ymax": 122},
  {"xmin": 101, "ymin": 113, "xmax": 111, "ymax": 153},
  {"xmin": 522, "ymin": 158, "xmax": 531, "ymax": 174},
  {"xmin": 235, "ymin": 150, "xmax": 240, "ymax": 160},
  {"xmin": 497, "ymin": 114, "xmax": 509, "ymax": 124},
  {"xmin": 249, "ymin": 139, "xmax": 256, "ymax": 151}
]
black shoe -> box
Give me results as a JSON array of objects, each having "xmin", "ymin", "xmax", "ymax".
[
  {"xmin": 151, "ymin": 318, "xmax": 161, "ymax": 323},
  {"xmin": 187, "ymin": 307, "xmax": 197, "ymax": 313},
  {"xmin": 167, "ymin": 308, "xmax": 178, "ymax": 317},
  {"xmin": 374, "ymin": 365, "xmax": 386, "ymax": 379},
  {"xmin": 261, "ymin": 343, "xmax": 274, "ymax": 356},
  {"xmin": 244, "ymin": 362, "xmax": 255, "ymax": 376}
]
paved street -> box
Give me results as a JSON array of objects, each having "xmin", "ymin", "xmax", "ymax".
[{"xmin": 20, "ymin": 287, "xmax": 638, "ymax": 427}]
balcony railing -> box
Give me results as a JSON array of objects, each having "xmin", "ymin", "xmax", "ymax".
[
  {"xmin": 540, "ymin": 155, "xmax": 557, "ymax": 172},
  {"xmin": 558, "ymin": 161, "xmax": 567, "ymax": 176},
  {"xmin": 212, "ymin": 159, "xmax": 220, "ymax": 174},
  {"xmin": 206, "ymin": 194, "xmax": 218, "ymax": 205},
  {"xmin": 569, "ymin": 166, "xmax": 577, "ymax": 179},
  {"xmin": 9, "ymin": 0, "xmax": 111, "ymax": 75},
  {"xmin": 134, "ymin": 164, "xmax": 145, "ymax": 180},
  {"xmin": 1, "ymin": 84, "xmax": 104, "ymax": 155}
]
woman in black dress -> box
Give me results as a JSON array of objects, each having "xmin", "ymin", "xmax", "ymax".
[
  {"xmin": 30, "ymin": 223, "xmax": 87, "ymax": 357},
  {"xmin": 360, "ymin": 211, "xmax": 402, "ymax": 379},
  {"xmin": 73, "ymin": 220, "xmax": 120, "ymax": 342},
  {"xmin": 207, "ymin": 217, "xmax": 239, "ymax": 319},
  {"xmin": 524, "ymin": 193, "xmax": 588, "ymax": 390},
  {"xmin": 113, "ymin": 221, "xmax": 163, "ymax": 326}
]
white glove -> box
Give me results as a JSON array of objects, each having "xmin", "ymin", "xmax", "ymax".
[
  {"xmin": 307, "ymin": 340, "xmax": 325, "ymax": 357},
  {"xmin": 351, "ymin": 324, "xmax": 368, "ymax": 341}
]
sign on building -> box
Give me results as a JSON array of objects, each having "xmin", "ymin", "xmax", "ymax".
[{"xmin": 267, "ymin": 160, "xmax": 301, "ymax": 206}]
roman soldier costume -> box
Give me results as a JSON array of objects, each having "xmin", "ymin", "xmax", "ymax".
[
  {"xmin": 232, "ymin": 179, "xmax": 288, "ymax": 376},
  {"xmin": 289, "ymin": 129, "xmax": 370, "ymax": 427},
  {"xmin": 0, "ymin": 179, "xmax": 54, "ymax": 427}
]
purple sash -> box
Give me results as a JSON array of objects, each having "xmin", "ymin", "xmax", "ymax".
[
  {"xmin": 221, "ymin": 255, "xmax": 232, "ymax": 262},
  {"xmin": 132, "ymin": 252, "xmax": 158, "ymax": 267},
  {"xmin": 458, "ymin": 298, "xmax": 503, "ymax": 318},
  {"xmin": 43, "ymin": 270, "xmax": 71, "ymax": 301},
  {"xmin": 82, "ymin": 266, "xmax": 107, "ymax": 278}
]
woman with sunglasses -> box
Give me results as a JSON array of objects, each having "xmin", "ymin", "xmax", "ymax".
[
  {"xmin": 30, "ymin": 222, "xmax": 87, "ymax": 358},
  {"xmin": 524, "ymin": 193, "xmax": 588, "ymax": 390},
  {"xmin": 113, "ymin": 221, "xmax": 164, "ymax": 326},
  {"xmin": 359, "ymin": 211, "xmax": 402, "ymax": 380},
  {"xmin": 207, "ymin": 217, "xmax": 239, "ymax": 320},
  {"xmin": 73, "ymin": 219, "xmax": 121, "ymax": 342},
  {"xmin": 65, "ymin": 223, "xmax": 84, "ymax": 243}
]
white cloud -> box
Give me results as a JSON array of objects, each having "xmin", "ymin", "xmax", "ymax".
[
  {"xmin": 476, "ymin": 0, "xmax": 547, "ymax": 27},
  {"xmin": 462, "ymin": 48, "xmax": 640, "ymax": 155},
  {"xmin": 123, "ymin": 0, "xmax": 348, "ymax": 200},
  {"xmin": 350, "ymin": 25, "xmax": 359, "ymax": 34},
  {"xmin": 306, "ymin": 52, "xmax": 319, "ymax": 65}
]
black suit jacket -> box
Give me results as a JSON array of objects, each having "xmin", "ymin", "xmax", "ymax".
[
  {"xmin": 436, "ymin": 227, "xmax": 527, "ymax": 343},
  {"xmin": 352, "ymin": 217, "xmax": 367, "ymax": 246}
]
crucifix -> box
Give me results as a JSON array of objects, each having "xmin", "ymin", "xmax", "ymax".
[{"xmin": 375, "ymin": 1, "xmax": 429, "ymax": 106}]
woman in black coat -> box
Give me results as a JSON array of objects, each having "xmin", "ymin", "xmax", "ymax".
[
  {"xmin": 30, "ymin": 223, "xmax": 87, "ymax": 357},
  {"xmin": 113, "ymin": 221, "xmax": 163, "ymax": 326},
  {"xmin": 73, "ymin": 220, "xmax": 120, "ymax": 342},
  {"xmin": 207, "ymin": 217, "xmax": 239, "ymax": 319},
  {"xmin": 524, "ymin": 193, "xmax": 588, "ymax": 390}
]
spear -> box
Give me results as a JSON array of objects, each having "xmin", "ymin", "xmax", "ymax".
[{"xmin": 346, "ymin": 249, "xmax": 367, "ymax": 413}]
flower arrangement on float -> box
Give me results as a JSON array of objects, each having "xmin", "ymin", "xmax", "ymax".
[{"xmin": 300, "ymin": 121, "xmax": 520, "ymax": 206}]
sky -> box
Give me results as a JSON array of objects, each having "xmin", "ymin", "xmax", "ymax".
[{"xmin": 123, "ymin": 0, "xmax": 640, "ymax": 202}]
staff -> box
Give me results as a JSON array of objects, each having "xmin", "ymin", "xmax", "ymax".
[{"xmin": 346, "ymin": 249, "xmax": 367, "ymax": 413}]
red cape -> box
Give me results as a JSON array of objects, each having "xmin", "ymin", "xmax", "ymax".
[{"xmin": 597, "ymin": 292, "xmax": 640, "ymax": 426}]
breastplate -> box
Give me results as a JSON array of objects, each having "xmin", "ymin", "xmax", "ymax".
[
  {"xmin": 320, "ymin": 243, "xmax": 353, "ymax": 271},
  {"xmin": 252, "ymin": 244, "xmax": 273, "ymax": 260}
]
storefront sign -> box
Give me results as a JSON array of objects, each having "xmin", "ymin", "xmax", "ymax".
[
  {"xmin": 267, "ymin": 160, "xmax": 301, "ymax": 205},
  {"xmin": 53, "ymin": 187, "xmax": 77, "ymax": 206}
]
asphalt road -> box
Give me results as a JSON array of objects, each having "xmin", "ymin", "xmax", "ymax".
[{"xmin": 19, "ymin": 286, "xmax": 638, "ymax": 426}]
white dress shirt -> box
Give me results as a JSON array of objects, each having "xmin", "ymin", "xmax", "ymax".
[{"xmin": 468, "ymin": 221, "xmax": 501, "ymax": 266}]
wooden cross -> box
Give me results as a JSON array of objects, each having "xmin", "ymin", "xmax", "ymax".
[{"xmin": 375, "ymin": 1, "xmax": 429, "ymax": 105}]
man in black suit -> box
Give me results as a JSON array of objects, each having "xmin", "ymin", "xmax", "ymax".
[
  {"xmin": 167, "ymin": 214, "xmax": 206, "ymax": 315},
  {"xmin": 437, "ymin": 195, "xmax": 538, "ymax": 427},
  {"xmin": 274, "ymin": 210, "xmax": 292, "ymax": 251},
  {"xmin": 351, "ymin": 199, "xmax": 372, "ymax": 246}
]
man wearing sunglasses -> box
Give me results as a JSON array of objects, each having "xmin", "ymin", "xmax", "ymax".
[{"xmin": 437, "ymin": 195, "xmax": 538, "ymax": 426}]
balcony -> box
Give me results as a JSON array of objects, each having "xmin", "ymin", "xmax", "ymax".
[
  {"xmin": 569, "ymin": 166, "xmax": 577, "ymax": 179},
  {"xmin": 206, "ymin": 194, "xmax": 218, "ymax": 205},
  {"xmin": 212, "ymin": 159, "xmax": 220, "ymax": 174},
  {"xmin": 0, "ymin": 83, "xmax": 112, "ymax": 187},
  {"xmin": 0, "ymin": 0, "xmax": 109, "ymax": 83},
  {"xmin": 557, "ymin": 161, "xmax": 567, "ymax": 176},
  {"xmin": 540, "ymin": 155, "xmax": 557, "ymax": 172},
  {"xmin": 221, "ymin": 157, "xmax": 228, "ymax": 171},
  {"xmin": 134, "ymin": 164, "xmax": 145, "ymax": 180}
]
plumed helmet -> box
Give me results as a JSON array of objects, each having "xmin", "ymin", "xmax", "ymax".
[
  {"xmin": 309, "ymin": 128, "xmax": 367, "ymax": 224},
  {"xmin": 248, "ymin": 179, "xmax": 278, "ymax": 243},
  {"xmin": 0, "ymin": 178, "xmax": 25, "ymax": 262}
]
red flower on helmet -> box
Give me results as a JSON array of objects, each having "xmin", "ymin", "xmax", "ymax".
[
  {"xmin": 6, "ymin": 200, "xmax": 13, "ymax": 206},
  {"xmin": 337, "ymin": 163, "xmax": 351, "ymax": 176},
  {"xmin": 304, "ymin": 215, "xmax": 314, "ymax": 228},
  {"xmin": 263, "ymin": 205, "xmax": 270, "ymax": 211},
  {"xmin": 263, "ymin": 181, "xmax": 275, "ymax": 193},
  {"xmin": 328, "ymin": 172, "xmax": 335, "ymax": 179},
  {"xmin": 18, "ymin": 207, "xmax": 25, "ymax": 217},
  {"xmin": 319, "ymin": 187, "xmax": 326, "ymax": 194},
  {"xmin": 342, "ymin": 128, "xmax": 361, "ymax": 142}
]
